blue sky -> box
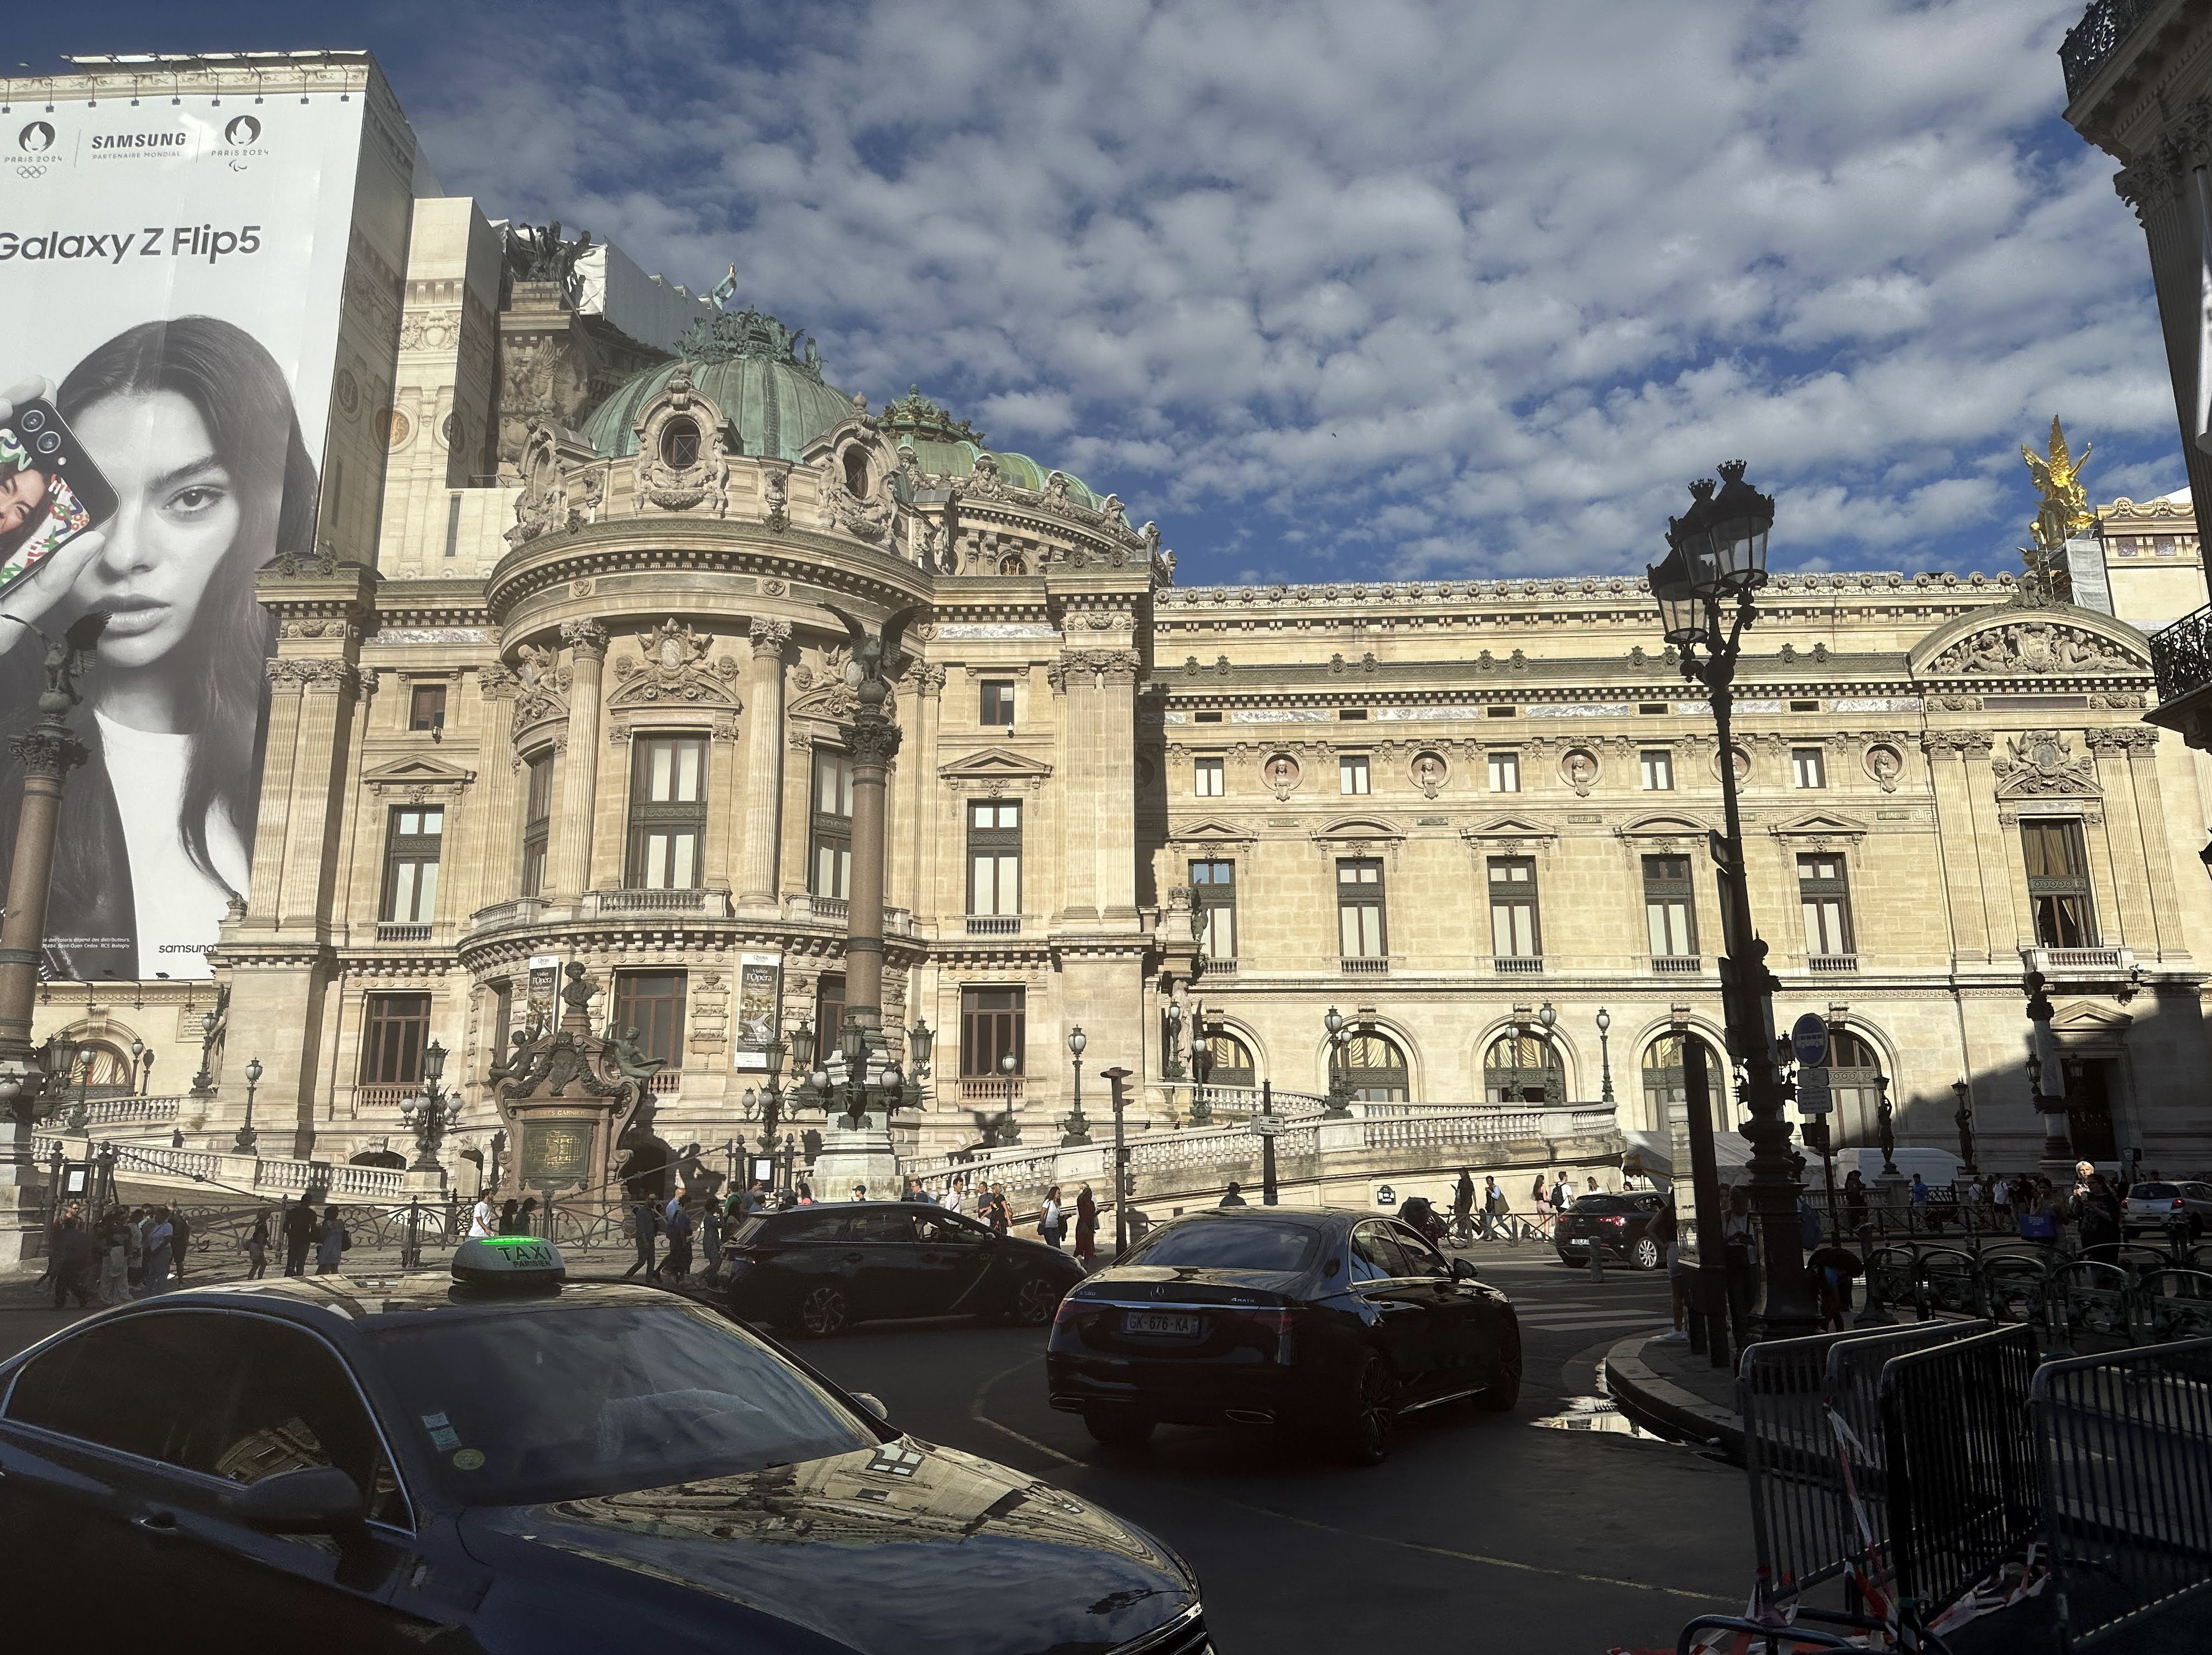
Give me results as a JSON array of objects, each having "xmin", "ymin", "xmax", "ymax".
[{"xmin": 11, "ymin": 2, "xmax": 2184, "ymax": 588}]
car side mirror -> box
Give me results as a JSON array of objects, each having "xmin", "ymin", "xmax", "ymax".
[
  {"xmin": 1450, "ymin": 1259, "xmax": 1480, "ymax": 1283},
  {"xmin": 232, "ymin": 1465, "xmax": 365, "ymax": 1535},
  {"xmin": 850, "ymin": 1391, "xmax": 890, "ymax": 1423}
]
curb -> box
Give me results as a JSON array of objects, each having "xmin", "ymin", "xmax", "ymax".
[{"xmin": 1602, "ymin": 1332, "xmax": 1746, "ymax": 1464}]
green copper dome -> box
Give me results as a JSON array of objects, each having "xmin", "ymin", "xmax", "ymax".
[
  {"xmin": 579, "ymin": 307, "xmax": 857, "ymax": 463},
  {"xmin": 879, "ymin": 385, "xmax": 1102, "ymax": 510}
]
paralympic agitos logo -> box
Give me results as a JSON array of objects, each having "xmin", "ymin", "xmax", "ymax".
[{"xmin": 0, "ymin": 224, "xmax": 265, "ymax": 264}]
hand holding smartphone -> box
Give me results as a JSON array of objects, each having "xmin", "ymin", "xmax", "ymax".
[{"xmin": 0, "ymin": 387, "xmax": 115, "ymax": 619}]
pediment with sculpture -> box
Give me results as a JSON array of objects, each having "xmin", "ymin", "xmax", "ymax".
[
  {"xmin": 607, "ymin": 619, "xmax": 742, "ymax": 713},
  {"xmin": 1915, "ymin": 607, "xmax": 2150, "ymax": 680},
  {"xmin": 1993, "ymin": 730, "xmax": 2099, "ymax": 800},
  {"xmin": 789, "ymin": 645, "xmax": 898, "ymax": 724}
]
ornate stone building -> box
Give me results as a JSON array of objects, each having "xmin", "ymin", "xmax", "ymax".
[{"xmin": 41, "ymin": 203, "xmax": 2212, "ymax": 1187}]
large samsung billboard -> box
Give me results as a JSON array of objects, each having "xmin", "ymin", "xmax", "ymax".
[{"xmin": 0, "ymin": 59, "xmax": 392, "ymax": 981}]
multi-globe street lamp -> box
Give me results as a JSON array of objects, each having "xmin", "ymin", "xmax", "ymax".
[
  {"xmin": 402, "ymin": 1039, "xmax": 462, "ymax": 1174},
  {"xmin": 191, "ymin": 1009, "xmax": 221, "ymax": 1095},
  {"xmin": 1646, "ymin": 459, "xmax": 1817, "ymax": 1340},
  {"xmin": 1322, "ymin": 1005, "xmax": 1354, "ymax": 1118},
  {"xmin": 1062, "ymin": 1026, "xmax": 1091, "ymax": 1146},
  {"xmin": 233, "ymin": 1055, "xmax": 264, "ymax": 1153}
]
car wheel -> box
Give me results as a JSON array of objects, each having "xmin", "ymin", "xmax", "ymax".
[
  {"xmin": 798, "ymin": 1285, "xmax": 850, "ymax": 1338},
  {"xmin": 1009, "ymin": 1274, "xmax": 1062, "ymax": 1327},
  {"xmin": 1333, "ymin": 1350, "xmax": 1399, "ymax": 1465},
  {"xmin": 1476, "ymin": 1324, "xmax": 1523, "ymax": 1412},
  {"xmin": 1084, "ymin": 1408, "xmax": 1155, "ymax": 1449},
  {"xmin": 1631, "ymin": 1234, "xmax": 1663, "ymax": 1272}
]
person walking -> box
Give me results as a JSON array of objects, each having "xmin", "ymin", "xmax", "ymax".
[
  {"xmin": 1219, "ymin": 1181, "xmax": 1248, "ymax": 1207},
  {"xmin": 1721, "ymin": 1187, "xmax": 1757, "ymax": 1346},
  {"xmin": 167, "ymin": 1207, "xmax": 191, "ymax": 1283},
  {"xmin": 1453, "ymin": 1168, "xmax": 1476, "ymax": 1239},
  {"xmin": 469, "ymin": 1192, "xmax": 496, "ymax": 1239},
  {"xmin": 2072, "ymin": 1170, "xmax": 2124, "ymax": 1261},
  {"xmin": 97, "ymin": 1211, "xmax": 130, "ymax": 1305},
  {"xmin": 1530, "ymin": 1174, "xmax": 1546, "ymax": 1211},
  {"xmin": 281, "ymin": 1196, "xmax": 318, "ymax": 1277},
  {"xmin": 624, "ymin": 1197, "xmax": 659, "ymax": 1279},
  {"xmin": 243, "ymin": 1211, "xmax": 270, "ymax": 1280},
  {"xmin": 122, "ymin": 1207, "xmax": 146, "ymax": 1296},
  {"xmin": 496, "ymin": 1198, "xmax": 522, "ymax": 1234},
  {"xmin": 1073, "ymin": 1184, "xmax": 1098, "ymax": 1266},
  {"xmin": 990, "ymin": 1186, "xmax": 1011, "ymax": 1234},
  {"xmin": 145, "ymin": 1207, "xmax": 175, "ymax": 1296},
  {"xmin": 663, "ymin": 1201, "xmax": 695, "ymax": 1281},
  {"xmin": 700, "ymin": 1200, "xmax": 722, "ymax": 1280},
  {"xmin": 1039, "ymin": 1186, "xmax": 1065, "ymax": 1250},
  {"xmin": 316, "ymin": 1206, "xmax": 349, "ymax": 1275},
  {"xmin": 48, "ymin": 1214, "xmax": 95, "ymax": 1309},
  {"xmin": 944, "ymin": 1176, "xmax": 968, "ymax": 1218},
  {"xmin": 1653, "ymin": 1204, "xmax": 1691, "ymax": 1342},
  {"xmin": 1549, "ymin": 1172, "xmax": 1571, "ymax": 1214},
  {"xmin": 1843, "ymin": 1168, "xmax": 1869, "ymax": 1237}
]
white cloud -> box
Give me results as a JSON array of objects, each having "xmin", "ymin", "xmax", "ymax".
[{"xmin": 392, "ymin": 0, "xmax": 2175, "ymax": 582}]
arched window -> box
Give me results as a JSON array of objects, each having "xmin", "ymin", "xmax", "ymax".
[
  {"xmin": 70, "ymin": 1041, "xmax": 136, "ymax": 1098},
  {"xmin": 998, "ymin": 553, "xmax": 1027, "ymax": 576},
  {"xmin": 1334, "ymin": 1031, "xmax": 1408, "ymax": 1102},
  {"xmin": 1483, "ymin": 1031, "xmax": 1563, "ymax": 1103},
  {"xmin": 1640, "ymin": 1033, "xmax": 1730, "ymax": 1134},
  {"xmin": 659, "ymin": 417, "xmax": 700, "ymax": 470},
  {"xmin": 1826, "ymin": 1029, "xmax": 1884, "ymax": 1148},
  {"xmin": 842, "ymin": 447, "xmax": 871, "ymax": 498},
  {"xmin": 1202, "ymin": 1031, "xmax": 1256, "ymax": 1090}
]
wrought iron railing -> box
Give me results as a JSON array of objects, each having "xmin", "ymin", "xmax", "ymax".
[
  {"xmin": 2150, "ymin": 601, "xmax": 2212, "ymax": 705},
  {"xmin": 2060, "ymin": 0, "xmax": 2163, "ymax": 100}
]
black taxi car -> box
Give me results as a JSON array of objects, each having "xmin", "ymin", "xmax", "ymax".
[
  {"xmin": 1046, "ymin": 1207, "xmax": 1521, "ymax": 1465},
  {"xmin": 0, "ymin": 1237, "xmax": 1208, "ymax": 1651},
  {"xmin": 1551, "ymin": 1190, "xmax": 1668, "ymax": 1270},
  {"xmin": 722, "ymin": 1200, "xmax": 1085, "ymax": 1336}
]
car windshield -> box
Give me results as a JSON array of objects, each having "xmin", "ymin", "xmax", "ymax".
[
  {"xmin": 2132, "ymin": 1183, "xmax": 2180, "ymax": 1200},
  {"xmin": 1124, "ymin": 1217, "xmax": 1321, "ymax": 1273},
  {"xmin": 1570, "ymin": 1195, "xmax": 1635, "ymax": 1213},
  {"xmin": 364, "ymin": 1300, "xmax": 878, "ymax": 1506}
]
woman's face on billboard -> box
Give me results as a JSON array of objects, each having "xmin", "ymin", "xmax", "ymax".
[
  {"xmin": 0, "ymin": 463, "xmax": 49, "ymax": 537},
  {"xmin": 70, "ymin": 390, "xmax": 255, "ymax": 671}
]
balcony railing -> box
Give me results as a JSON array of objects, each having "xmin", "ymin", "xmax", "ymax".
[
  {"xmin": 651, "ymin": 1071, "xmax": 682, "ymax": 1095},
  {"xmin": 1196, "ymin": 955, "xmax": 1238, "ymax": 977},
  {"xmin": 2150, "ymin": 601, "xmax": 2212, "ymax": 708},
  {"xmin": 959, "ymin": 1076, "xmax": 1024, "ymax": 1106},
  {"xmin": 375, "ymin": 921, "xmax": 432, "ymax": 944},
  {"xmin": 1651, "ymin": 955, "xmax": 1703, "ymax": 975},
  {"xmin": 809, "ymin": 896, "xmax": 850, "ymax": 924},
  {"xmin": 355, "ymin": 1083, "xmax": 417, "ymax": 1111},
  {"xmin": 588, "ymin": 887, "xmax": 731, "ymax": 918},
  {"xmin": 965, "ymin": 915, "xmax": 1022, "ymax": 936},
  {"xmin": 2023, "ymin": 944, "xmax": 2136, "ymax": 975},
  {"xmin": 1808, "ymin": 953, "xmax": 1859, "ymax": 973},
  {"xmin": 1493, "ymin": 955, "xmax": 1544, "ymax": 975},
  {"xmin": 1340, "ymin": 956, "xmax": 1390, "ymax": 975},
  {"xmin": 2060, "ymin": 0, "xmax": 2162, "ymax": 99}
]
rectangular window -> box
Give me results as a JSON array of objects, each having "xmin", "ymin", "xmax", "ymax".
[
  {"xmin": 1191, "ymin": 859, "xmax": 1237, "ymax": 958},
  {"xmin": 814, "ymin": 973, "xmax": 846, "ymax": 1052},
  {"xmin": 1194, "ymin": 710, "xmax": 1223, "ymax": 724},
  {"xmin": 520, "ymin": 751, "xmax": 554, "ymax": 897},
  {"xmin": 360, "ymin": 992, "xmax": 431, "ymax": 1086},
  {"xmin": 967, "ymin": 800, "xmax": 1022, "ymax": 916},
  {"xmin": 443, "ymin": 492, "xmax": 462, "ymax": 559},
  {"xmin": 1193, "ymin": 756, "xmax": 1225, "ymax": 797},
  {"xmin": 1642, "ymin": 853, "xmax": 1697, "ymax": 956},
  {"xmin": 1340, "ymin": 754, "xmax": 1371, "ymax": 795},
  {"xmin": 380, "ymin": 805, "xmax": 444, "ymax": 924},
  {"xmin": 1487, "ymin": 751, "xmax": 1521, "ymax": 794},
  {"xmin": 1791, "ymin": 747, "xmax": 1826, "ymax": 789},
  {"xmin": 1797, "ymin": 852, "xmax": 1854, "ymax": 956},
  {"xmin": 2022, "ymin": 819, "xmax": 2097, "ymax": 948},
  {"xmin": 1640, "ymin": 750, "xmax": 1674, "ymax": 791},
  {"xmin": 408, "ymin": 683, "xmax": 447, "ymax": 732},
  {"xmin": 1338, "ymin": 708, "xmax": 1369, "ymax": 721},
  {"xmin": 1488, "ymin": 857, "xmax": 1540, "ymax": 957},
  {"xmin": 961, "ymin": 986, "xmax": 1025, "ymax": 1076},
  {"xmin": 626, "ymin": 735, "xmax": 707, "ymax": 890},
  {"xmin": 980, "ymin": 680, "xmax": 1016, "ymax": 727},
  {"xmin": 491, "ymin": 981, "xmax": 514, "ymax": 1070},
  {"xmin": 809, "ymin": 750, "xmax": 855, "ymax": 900},
  {"xmin": 613, "ymin": 970, "xmax": 686, "ymax": 1070},
  {"xmin": 1336, "ymin": 857, "xmax": 1386, "ymax": 957}
]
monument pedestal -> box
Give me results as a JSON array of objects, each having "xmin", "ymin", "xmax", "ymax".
[
  {"xmin": 810, "ymin": 1115, "xmax": 900, "ymax": 1201},
  {"xmin": 1, "ymin": 1159, "xmax": 48, "ymax": 1275}
]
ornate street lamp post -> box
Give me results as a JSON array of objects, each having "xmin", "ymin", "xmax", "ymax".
[
  {"xmin": 1188, "ymin": 1009, "xmax": 1215, "ymax": 1126},
  {"xmin": 1062, "ymin": 1026, "xmax": 1091, "ymax": 1146},
  {"xmin": 1647, "ymin": 461, "xmax": 1816, "ymax": 1340},
  {"xmin": 2022, "ymin": 970, "xmax": 2075, "ymax": 1181},
  {"xmin": 191, "ymin": 1009, "xmax": 221, "ymax": 1095},
  {"xmin": 1102, "ymin": 1064, "xmax": 1133, "ymax": 1257},
  {"xmin": 1161, "ymin": 996, "xmax": 1186, "ymax": 1084},
  {"xmin": 1952, "ymin": 1078, "xmax": 1977, "ymax": 1175},
  {"xmin": 1322, "ymin": 1005, "xmax": 1353, "ymax": 1119},
  {"xmin": 234, "ymin": 1056, "xmax": 264, "ymax": 1153},
  {"xmin": 129, "ymin": 1038, "xmax": 145, "ymax": 1098},
  {"xmin": 1595, "ymin": 1008, "xmax": 1615, "ymax": 1105},
  {"xmin": 402, "ymin": 1039, "xmax": 462, "ymax": 1175}
]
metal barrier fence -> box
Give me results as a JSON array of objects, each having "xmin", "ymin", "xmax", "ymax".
[
  {"xmin": 2033, "ymin": 1337, "xmax": 2212, "ymax": 1651},
  {"xmin": 1879, "ymin": 1323, "xmax": 2041, "ymax": 1620},
  {"xmin": 1740, "ymin": 1320, "xmax": 1986, "ymax": 1609}
]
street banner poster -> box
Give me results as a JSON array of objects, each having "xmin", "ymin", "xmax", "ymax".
[
  {"xmin": 735, "ymin": 952, "xmax": 782, "ymax": 1069},
  {"xmin": 526, "ymin": 953, "xmax": 561, "ymax": 1008},
  {"xmin": 0, "ymin": 66, "xmax": 381, "ymax": 981}
]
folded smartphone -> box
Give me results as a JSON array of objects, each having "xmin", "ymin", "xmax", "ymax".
[{"xmin": 0, "ymin": 398, "xmax": 118, "ymax": 595}]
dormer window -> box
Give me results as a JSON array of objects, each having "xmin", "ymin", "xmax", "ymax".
[
  {"xmin": 842, "ymin": 447, "xmax": 871, "ymax": 497},
  {"xmin": 661, "ymin": 418, "xmax": 700, "ymax": 470}
]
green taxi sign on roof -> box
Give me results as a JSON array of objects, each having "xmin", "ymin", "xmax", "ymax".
[{"xmin": 452, "ymin": 1234, "xmax": 566, "ymax": 1291}]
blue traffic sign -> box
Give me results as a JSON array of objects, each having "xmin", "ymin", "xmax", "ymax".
[{"xmin": 1790, "ymin": 1012, "xmax": 1829, "ymax": 1068}]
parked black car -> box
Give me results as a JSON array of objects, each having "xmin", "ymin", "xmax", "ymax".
[
  {"xmin": 724, "ymin": 1201, "xmax": 1086, "ymax": 1336},
  {"xmin": 1552, "ymin": 1191, "xmax": 1666, "ymax": 1270},
  {"xmin": 1045, "ymin": 1207, "xmax": 1521, "ymax": 1465},
  {"xmin": 0, "ymin": 1243, "xmax": 1206, "ymax": 1651}
]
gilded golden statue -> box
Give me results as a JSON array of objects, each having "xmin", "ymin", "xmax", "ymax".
[{"xmin": 2022, "ymin": 416, "xmax": 2093, "ymax": 552}]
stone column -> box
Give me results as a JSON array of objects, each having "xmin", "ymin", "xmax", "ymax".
[
  {"xmin": 552, "ymin": 621, "xmax": 607, "ymax": 897},
  {"xmin": 245, "ymin": 672, "xmax": 306, "ymax": 923},
  {"xmin": 738, "ymin": 619, "xmax": 789, "ymax": 908},
  {"xmin": 909, "ymin": 664, "xmax": 945, "ymax": 919},
  {"xmin": 2086, "ymin": 727, "xmax": 2156, "ymax": 954},
  {"xmin": 469, "ymin": 670, "xmax": 521, "ymax": 907},
  {"xmin": 1958, "ymin": 732, "xmax": 2022, "ymax": 954},
  {"xmin": 279, "ymin": 663, "xmax": 360, "ymax": 926},
  {"xmin": 843, "ymin": 711, "xmax": 900, "ymax": 1036},
  {"xmin": 1921, "ymin": 734, "xmax": 1990, "ymax": 963},
  {"xmin": 1096, "ymin": 650, "xmax": 1141, "ymax": 923},
  {"xmin": 2120, "ymin": 728, "xmax": 2185, "ymax": 959},
  {"xmin": 1055, "ymin": 653, "xmax": 1098, "ymax": 920}
]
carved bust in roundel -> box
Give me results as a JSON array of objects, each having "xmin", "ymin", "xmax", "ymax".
[{"xmin": 633, "ymin": 367, "xmax": 737, "ymax": 515}]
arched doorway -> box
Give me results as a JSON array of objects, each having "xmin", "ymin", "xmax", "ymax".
[
  {"xmin": 1641, "ymin": 1033, "xmax": 1730, "ymax": 1134},
  {"xmin": 1484, "ymin": 1030, "xmax": 1563, "ymax": 1103},
  {"xmin": 1334, "ymin": 1031, "xmax": 1409, "ymax": 1102},
  {"xmin": 1826, "ymin": 1030, "xmax": 1884, "ymax": 1148},
  {"xmin": 69, "ymin": 1041, "xmax": 138, "ymax": 1099},
  {"xmin": 1202, "ymin": 1031, "xmax": 1256, "ymax": 1090}
]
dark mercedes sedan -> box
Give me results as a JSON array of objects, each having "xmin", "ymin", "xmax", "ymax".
[
  {"xmin": 0, "ymin": 1239, "xmax": 1207, "ymax": 1651},
  {"xmin": 724, "ymin": 1200, "xmax": 1086, "ymax": 1336},
  {"xmin": 1045, "ymin": 1207, "xmax": 1521, "ymax": 1464}
]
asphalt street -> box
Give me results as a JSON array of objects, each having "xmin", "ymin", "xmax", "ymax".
[{"xmin": 0, "ymin": 1245, "xmax": 1748, "ymax": 1652}]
